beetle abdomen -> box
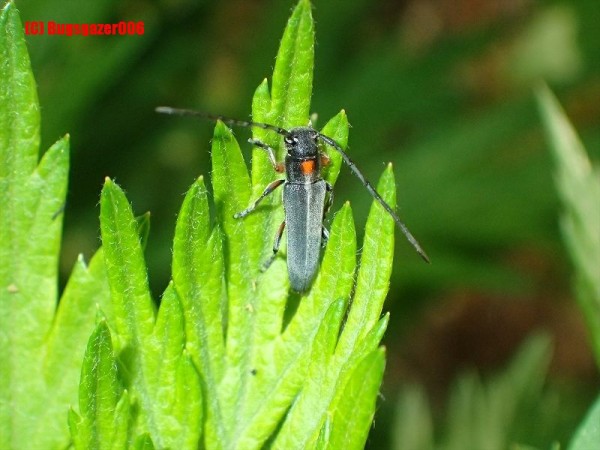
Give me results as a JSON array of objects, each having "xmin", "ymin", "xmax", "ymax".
[{"xmin": 283, "ymin": 181, "xmax": 327, "ymax": 292}]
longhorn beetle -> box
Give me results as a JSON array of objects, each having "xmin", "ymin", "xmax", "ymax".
[{"xmin": 156, "ymin": 106, "xmax": 429, "ymax": 292}]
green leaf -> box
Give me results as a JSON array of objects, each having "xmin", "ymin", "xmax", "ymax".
[
  {"xmin": 98, "ymin": 179, "xmax": 207, "ymax": 449},
  {"xmin": 46, "ymin": 251, "xmax": 111, "ymax": 369},
  {"xmin": 208, "ymin": 120, "xmax": 260, "ymax": 448},
  {"xmin": 69, "ymin": 321, "xmax": 130, "ymax": 450},
  {"xmin": 203, "ymin": 18, "xmax": 351, "ymax": 439},
  {"xmin": 328, "ymin": 348, "xmax": 386, "ymax": 450},
  {"xmin": 0, "ymin": 1, "xmax": 39, "ymax": 177},
  {"xmin": 172, "ymin": 176, "xmax": 225, "ymax": 373},
  {"xmin": 308, "ymin": 202, "xmax": 358, "ymax": 298},
  {"xmin": 309, "ymin": 298, "xmax": 349, "ymax": 371},
  {"xmin": 41, "ymin": 249, "xmax": 112, "ymax": 442},
  {"xmin": 0, "ymin": 135, "xmax": 71, "ymax": 448},
  {"xmin": 2, "ymin": 1, "xmax": 398, "ymax": 448},
  {"xmin": 143, "ymin": 284, "xmax": 203, "ymax": 449},
  {"xmin": 337, "ymin": 163, "xmax": 396, "ymax": 357},
  {"xmin": 250, "ymin": 78, "xmax": 275, "ymax": 190},
  {"xmin": 171, "ymin": 176, "xmax": 226, "ymax": 442},
  {"xmin": 0, "ymin": 3, "xmax": 81, "ymax": 448},
  {"xmin": 171, "ymin": 352, "xmax": 203, "ymax": 444},
  {"xmin": 320, "ymin": 110, "xmax": 349, "ymax": 187},
  {"xmin": 191, "ymin": 5, "xmax": 386, "ymax": 447},
  {"xmin": 100, "ymin": 177, "xmax": 156, "ymax": 356},
  {"xmin": 136, "ymin": 212, "xmax": 151, "ymax": 250},
  {"xmin": 133, "ymin": 434, "xmax": 156, "ymax": 450},
  {"xmin": 315, "ymin": 416, "xmax": 332, "ymax": 450},
  {"xmin": 536, "ymin": 84, "xmax": 600, "ymax": 367},
  {"xmin": 210, "ymin": 121, "xmax": 257, "ymax": 295},
  {"xmin": 228, "ymin": 204, "xmax": 357, "ymax": 449},
  {"xmin": 87, "ymin": 3, "xmax": 361, "ymax": 449},
  {"xmin": 269, "ymin": 0, "xmax": 314, "ymax": 130},
  {"xmin": 1, "ymin": 1, "xmax": 401, "ymax": 449},
  {"xmin": 272, "ymin": 168, "xmax": 395, "ymax": 449},
  {"xmin": 248, "ymin": 0, "xmax": 315, "ymax": 277},
  {"xmin": 568, "ymin": 394, "xmax": 600, "ymax": 450}
]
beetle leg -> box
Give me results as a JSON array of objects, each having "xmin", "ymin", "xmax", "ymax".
[
  {"xmin": 248, "ymin": 138, "xmax": 285, "ymax": 173},
  {"xmin": 262, "ymin": 220, "xmax": 286, "ymax": 271},
  {"xmin": 234, "ymin": 179, "xmax": 285, "ymax": 219}
]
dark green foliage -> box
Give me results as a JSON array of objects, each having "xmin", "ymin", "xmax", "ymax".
[
  {"xmin": 537, "ymin": 86, "xmax": 600, "ymax": 450},
  {"xmin": 390, "ymin": 85, "xmax": 600, "ymax": 450}
]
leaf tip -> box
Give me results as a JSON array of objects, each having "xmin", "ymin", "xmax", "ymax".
[
  {"xmin": 1, "ymin": 1, "xmax": 14, "ymax": 14},
  {"xmin": 378, "ymin": 313, "xmax": 391, "ymax": 335},
  {"xmin": 213, "ymin": 120, "xmax": 233, "ymax": 140},
  {"xmin": 378, "ymin": 164, "xmax": 396, "ymax": 194},
  {"xmin": 76, "ymin": 253, "xmax": 88, "ymax": 268}
]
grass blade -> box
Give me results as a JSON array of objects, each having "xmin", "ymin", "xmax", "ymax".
[{"xmin": 536, "ymin": 84, "xmax": 600, "ymax": 366}]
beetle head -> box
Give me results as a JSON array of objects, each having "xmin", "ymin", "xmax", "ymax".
[{"xmin": 284, "ymin": 127, "xmax": 320, "ymax": 158}]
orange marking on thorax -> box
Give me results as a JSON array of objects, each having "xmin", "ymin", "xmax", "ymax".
[{"xmin": 300, "ymin": 159, "xmax": 316, "ymax": 174}]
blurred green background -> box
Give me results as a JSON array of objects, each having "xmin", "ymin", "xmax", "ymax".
[{"xmin": 17, "ymin": 0, "xmax": 599, "ymax": 448}]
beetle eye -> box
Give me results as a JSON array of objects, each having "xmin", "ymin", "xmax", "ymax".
[{"xmin": 284, "ymin": 136, "xmax": 295, "ymax": 145}]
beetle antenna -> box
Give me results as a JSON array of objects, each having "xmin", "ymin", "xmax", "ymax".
[
  {"xmin": 155, "ymin": 106, "xmax": 289, "ymax": 136},
  {"xmin": 318, "ymin": 133, "xmax": 430, "ymax": 263}
]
